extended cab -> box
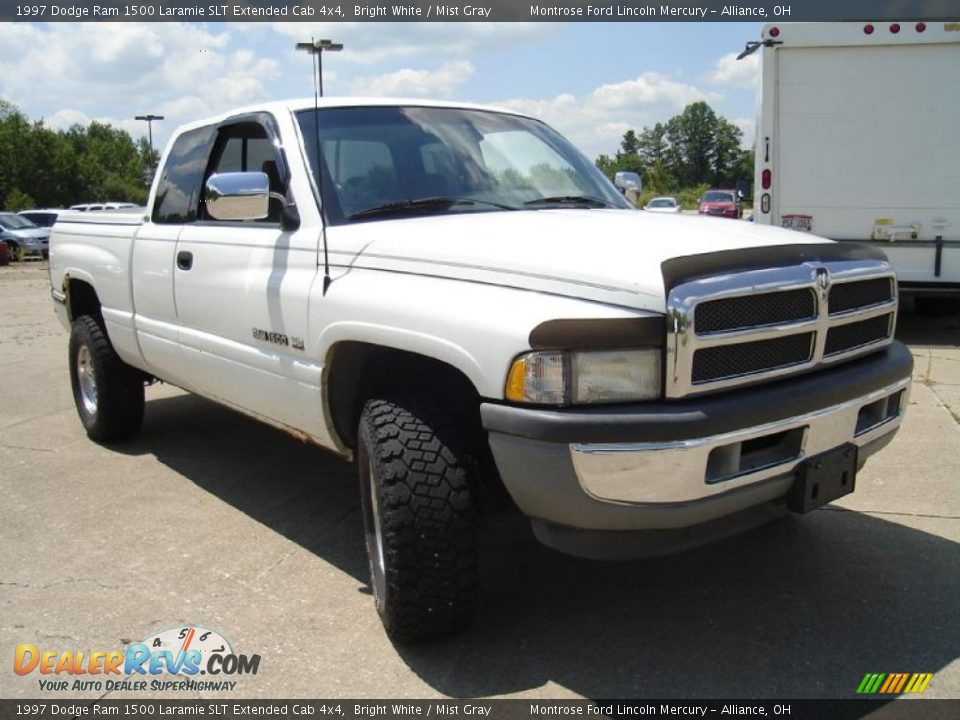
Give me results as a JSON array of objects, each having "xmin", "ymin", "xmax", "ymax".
[{"xmin": 50, "ymin": 99, "xmax": 913, "ymax": 641}]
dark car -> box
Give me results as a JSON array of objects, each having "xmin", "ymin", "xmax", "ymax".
[
  {"xmin": 698, "ymin": 189, "xmax": 742, "ymax": 219},
  {"xmin": 19, "ymin": 209, "xmax": 68, "ymax": 228}
]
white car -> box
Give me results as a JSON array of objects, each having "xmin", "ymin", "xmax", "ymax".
[
  {"xmin": 69, "ymin": 202, "xmax": 138, "ymax": 212},
  {"xmin": 644, "ymin": 196, "xmax": 681, "ymax": 213}
]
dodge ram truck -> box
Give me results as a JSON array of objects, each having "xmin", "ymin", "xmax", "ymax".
[{"xmin": 50, "ymin": 99, "xmax": 913, "ymax": 641}]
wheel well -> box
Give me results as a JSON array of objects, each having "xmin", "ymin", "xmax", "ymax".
[
  {"xmin": 327, "ymin": 342, "xmax": 507, "ymax": 510},
  {"xmin": 327, "ymin": 343, "xmax": 482, "ymax": 451},
  {"xmin": 66, "ymin": 279, "xmax": 101, "ymax": 322}
]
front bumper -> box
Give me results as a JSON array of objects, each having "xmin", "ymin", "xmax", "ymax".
[{"xmin": 481, "ymin": 342, "xmax": 913, "ymax": 557}]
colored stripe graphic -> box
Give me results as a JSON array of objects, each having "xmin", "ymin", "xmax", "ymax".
[{"xmin": 857, "ymin": 673, "xmax": 933, "ymax": 694}]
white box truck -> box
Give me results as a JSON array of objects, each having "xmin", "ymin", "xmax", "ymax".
[{"xmin": 751, "ymin": 21, "xmax": 960, "ymax": 307}]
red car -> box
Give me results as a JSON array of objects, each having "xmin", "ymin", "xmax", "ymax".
[{"xmin": 698, "ymin": 189, "xmax": 742, "ymax": 219}]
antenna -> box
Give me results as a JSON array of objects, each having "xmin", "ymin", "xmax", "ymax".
[{"xmin": 296, "ymin": 39, "xmax": 343, "ymax": 295}]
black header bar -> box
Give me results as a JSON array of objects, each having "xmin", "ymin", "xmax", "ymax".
[
  {"xmin": 2, "ymin": 700, "xmax": 960, "ymax": 720},
  {"xmin": 4, "ymin": 1, "xmax": 960, "ymax": 23}
]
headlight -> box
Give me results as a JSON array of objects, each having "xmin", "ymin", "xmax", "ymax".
[{"xmin": 506, "ymin": 349, "xmax": 661, "ymax": 405}]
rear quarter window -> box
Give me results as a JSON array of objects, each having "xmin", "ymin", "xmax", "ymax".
[{"xmin": 152, "ymin": 126, "xmax": 216, "ymax": 224}]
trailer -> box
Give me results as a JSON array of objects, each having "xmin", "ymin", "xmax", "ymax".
[{"xmin": 751, "ymin": 21, "xmax": 960, "ymax": 304}]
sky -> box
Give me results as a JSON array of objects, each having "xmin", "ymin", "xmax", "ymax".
[{"xmin": 0, "ymin": 21, "xmax": 764, "ymax": 160}]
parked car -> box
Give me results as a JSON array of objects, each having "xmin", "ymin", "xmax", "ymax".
[
  {"xmin": 0, "ymin": 212, "xmax": 50, "ymax": 260},
  {"xmin": 644, "ymin": 196, "xmax": 681, "ymax": 213},
  {"xmin": 69, "ymin": 202, "xmax": 137, "ymax": 212},
  {"xmin": 19, "ymin": 208, "xmax": 70, "ymax": 228},
  {"xmin": 698, "ymin": 189, "xmax": 742, "ymax": 219}
]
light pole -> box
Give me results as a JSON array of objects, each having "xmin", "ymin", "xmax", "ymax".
[
  {"xmin": 134, "ymin": 114, "xmax": 164, "ymax": 156},
  {"xmin": 295, "ymin": 39, "xmax": 343, "ymax": 97}
]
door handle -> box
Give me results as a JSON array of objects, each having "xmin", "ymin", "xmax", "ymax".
[{"xmin": 177, "ymin": 251, "xmax": 193, "ymax": 271}]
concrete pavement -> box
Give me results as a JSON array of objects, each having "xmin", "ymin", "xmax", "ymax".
[{"xmin": 1, "ymin": 262, "xmax": 957, "ymax": 700}]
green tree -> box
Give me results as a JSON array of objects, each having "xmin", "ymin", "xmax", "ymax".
[
  {"xmin": 711, "ymin": 117, "xmax": 744, "ymax": 187},
  {"xmin": 0, "ymin": 99, "xmax": 150, "ymax": 209},
  {"xmin": 637, "ymin": 122, "xmax": 668, "ymax": 166},
  {"xmin": 665, "ymin": 101, "xmax": 719, "ymax": 187},
  {"xmin": 618, "ymin": 129, "xmax": 641, "ymax": 158}
]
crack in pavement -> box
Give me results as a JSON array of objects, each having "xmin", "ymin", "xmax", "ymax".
[
  {"xmin": 0, "ymin": 408, "xmax": 73, "ymax": 432},
  {"xmin": 0, "ymin": 442, "xmax": 57, "ymax": 453},
  {"xmin": 926, "ymin": 383, "xmax": 960, "ymax": 426},
  {"xmin": 824, "ymin": 506, "xmax": 960, "ymax": 520},
  {"xmin": 0, "ymin": 578, "xmax": 140, "ymax": 592}
]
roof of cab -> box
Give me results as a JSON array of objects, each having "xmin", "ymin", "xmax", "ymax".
[{"xmin": 172, "ymin": 97, "xmax": 531, "ymax": 136}]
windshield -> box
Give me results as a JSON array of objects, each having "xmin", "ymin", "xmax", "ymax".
[
  {"xmin": 296, "ymin": 106, "xmax": 629, "ymax": 224},
  {"xmin": 702, "ymin": 191, "xmax": 734, "ymax": 203},
  {"xmin": 648, "ymin": 199, "xmax": 676, "ymax": 208},
  {"xmin": 0, "ymin": 213, "xmax": 37, "ymax": 229}
]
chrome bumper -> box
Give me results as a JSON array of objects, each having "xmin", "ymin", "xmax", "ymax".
[{"xmin": 571, "ymin": 378, "xmax": 910, "ymax": 505}]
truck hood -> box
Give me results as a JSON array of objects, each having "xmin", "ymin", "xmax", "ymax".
[{"xmin": 329, "ymin": 208, "xmax": 828, "ymax": 312}]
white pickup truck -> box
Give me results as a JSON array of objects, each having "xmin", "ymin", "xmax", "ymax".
[{"xmin": 50, "ymin": 99, "xmax": 913, "ymax": 641}]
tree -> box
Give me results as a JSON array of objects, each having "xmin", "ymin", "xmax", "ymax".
[
  {"xmin": 618, "ymin": 129, "xmax": 641, "ymax": 158},
  {"xmin": 665, "ymin": 101, "xmax": 719, "ymax": 188},
  {"xmin": 712, "ymin": 117, "xmax": 744, "ymax": 187},
  {"xmin": 597, "ymin": 102, "xmax": 752, "ymax": 195},
  {"xmin": 0, "ymin": 99, "xmax": 150, "ymax": 209},
  {"xmin": 637, "ymin": 122, "xmax": 668, "ymax": 166}
]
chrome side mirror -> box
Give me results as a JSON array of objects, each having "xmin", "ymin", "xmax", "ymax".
[{"xmin": 205, "ymin": 172, "xmax": 270, "ymax": 221}]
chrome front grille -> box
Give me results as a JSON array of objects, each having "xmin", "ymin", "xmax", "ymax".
[
  {"xmin": 692, "ymin": 332, "xmax": 815, "ymax": 384},
  {"xmin": 665, "ymin": 260, "xmax": 897, "ymax": 398},
  {"xmin": 824, "ymin": 315, "xmax": 893, "ymax": 357},
  {"xmin": 694, "ymin": 288, "xmax": 816, "ymax": 334},
  {"xmin": 828, "ymin": 277, "xmax": 894, "ymax": 315}
]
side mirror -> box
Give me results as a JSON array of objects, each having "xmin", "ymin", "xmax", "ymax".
[{"xmin": 206, "ymin": 172, "xmax": 270, "ymax": 221}]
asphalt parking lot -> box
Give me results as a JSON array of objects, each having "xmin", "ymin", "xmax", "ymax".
[{"xmin": 1, "ymin": 261, "xmax": 958, "ymax": 700}]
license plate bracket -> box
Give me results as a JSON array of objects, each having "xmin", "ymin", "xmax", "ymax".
[{"xmin": 788, "ymin": 444, "xmax": 858, "ymax": 513}]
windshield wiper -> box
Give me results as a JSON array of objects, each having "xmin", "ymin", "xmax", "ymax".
[
  {"xmin": 347, "ymin": 196, "xmax": 517, "ymax": 221},
  {"xmin": 523, "ymin": 195, "xmax": 615, "ymax": 209}
]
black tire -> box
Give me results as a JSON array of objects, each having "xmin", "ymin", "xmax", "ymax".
[
  {"xmin": 68, "ymin": 314, "xmax": 145, "ymax": 442},
  {"xmin": 357, "ymin": 396, "xmax": 478, "ymax": 642}
]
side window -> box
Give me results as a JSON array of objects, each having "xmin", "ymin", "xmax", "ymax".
[
  {"xmin": 203, "ymin": 122, "xmax": 284, "ymax": 223},
  {"xmin": 152, "ymin": 126, "xmax": 216, "ymax": 224}
]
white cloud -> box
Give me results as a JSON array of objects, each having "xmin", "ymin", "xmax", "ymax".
[
  {"xmin": 708, "ymin": 52, "xmax": 760, "ymax": 90},
  {"xmin": 497, "ymin": 73, "xmax": 724, "ymax": 158},
  {"xmin": 269, "ymin": 22, "xmax": 554, "ymax": 65},
  {"xmin": 731, "ymin": 116, "xmax": 756, "ymax": 148},
  {"xmin": 0, "ymin": 23, "xmax": 279, "ymax": 149},
  {"xmin": 351, "ymin": 62, "xmax": 475, "ymax": 98},
  {"xmin": 591, "ymin": 72, "xmax": 721, "ymax": 110}
]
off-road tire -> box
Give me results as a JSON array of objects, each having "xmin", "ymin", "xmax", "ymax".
[
  {"xmin": 69, "ymin": 314, "xmax": 145, "ymax": 442},
  {"xmin": 357, "ymin": 396, "xmax": 478, "ymax": 642}
]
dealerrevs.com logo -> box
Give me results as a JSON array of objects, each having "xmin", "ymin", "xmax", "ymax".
[{"xmin": 14, "ymin": 626, "xmax": 261, "ymax": 692}]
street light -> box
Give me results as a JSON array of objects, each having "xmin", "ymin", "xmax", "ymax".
[
  {"xmin": 295, "ymin": 39, "xmax": 343, "ymax": 97},
  {"xmin": 134, "ymin": 114, "xmax": 164, "ymax": 155}
]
